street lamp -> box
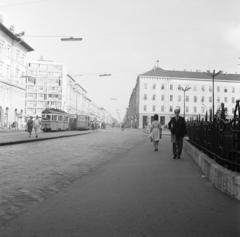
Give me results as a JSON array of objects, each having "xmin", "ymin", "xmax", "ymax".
[
  {"xmin": 206, "ymin": 69, "xmax": 222, "ymax": 119},
  {"xmin": 178, "ymin": 86, "xmax": 191, "ymax": 118}
]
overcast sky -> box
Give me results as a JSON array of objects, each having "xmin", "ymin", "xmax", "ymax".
[{"xmin": 1, "ymin": 0, "xmax": 240, "ymax": 120}]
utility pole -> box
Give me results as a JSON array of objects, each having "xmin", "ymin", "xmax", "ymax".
[{"xmin": 206, "ymin": 70, "xmax": 222, "ymax": 119}]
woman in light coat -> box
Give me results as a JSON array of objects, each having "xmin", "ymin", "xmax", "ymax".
[
  {"xmin": 150, "ymin": 114, "xmax": 162, "ymax": 151},
  {"xmin": 33, "ymin": 115, "xmax": 41, "ymax": 138}
]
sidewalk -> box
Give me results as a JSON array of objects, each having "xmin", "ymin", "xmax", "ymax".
[
  {"xmin": 0, "ymin": 129, "xmax": 94, "ymax": 146},
  {"xmin": 0, "ymin": 135, "xmax": 239, "ymax": 237}
]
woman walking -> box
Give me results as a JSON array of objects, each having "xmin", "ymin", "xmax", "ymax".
[
  {"xmin": 33, "ymin": 115, "xmax": 41, "ymax": 138},
  {"xmin": 26, "ymin": 116, "xmax": 33, "ymax": 138},
  {"xmin": 150, "ymin": 114, "xmax": 162, "ymax": 151}
]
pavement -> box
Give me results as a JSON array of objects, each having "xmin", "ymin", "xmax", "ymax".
[
  {"xmin": 0, "ymin": 129, "xmax": 94, "ymax": 146},
  {"xmin": 0, "ymin": 129, "xmax": 239, "ymax": 237}
]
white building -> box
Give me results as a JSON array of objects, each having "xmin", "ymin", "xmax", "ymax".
[
  {"xmin": 0, "ymin": 23, "xmax": 33, "ymax": 128},
  {"xmin": 126, "ymin": 67, "xmax": 240, "ymax": 128},
  {"xmin": 26, "ymin": 60, "xmax": 65, "ymax": 117},
  {"xmin": 63, "ymin": 74, "xmax": 88, "ymax": 115}
]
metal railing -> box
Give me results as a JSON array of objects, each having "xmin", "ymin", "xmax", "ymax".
[{"xmin": 186, "ymin": 101, "xmax": 240, "ymax": 172}]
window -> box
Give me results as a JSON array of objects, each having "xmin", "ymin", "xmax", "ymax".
[
  {"xmin": 178, "ymin": 95, "xmax": 181, "ymax": 102},
  {"xmin": 201, "ymin": 96, "xmax": 204, "ymax": 103},
  {"xmin": 217, "ymin": 86, "xmax": 220, "ymax": 92},
  {"xmin": 161, "ymin": 95, "xmax": 164, "ymax": 101},
  {"xmin": 170, "ymin": 95, "xmax": 173, "ymax": 101},
  {"xmin": 217, "ymin": 97, "xmax": 220, "ymax": 103},
  {"xmin": 169, "ymin": 106, "xmax": 173, "ymax": 112},
  {"xmin": 224, "ymin": 88, "xmax": 228, "ymax": 93},
  {"xmin": 152, "ymin": 94, "xmax": 156, "ymax": 100},
  {"xmin": 232, "ymin": 108, "xmax": 235, "ymax": 114},
  {"xmin": 28, "ymin": 85, "xmax": 34, "ymax": 90},
  {"xmin": 186, "ymin": 106, "xmax": 189, "ymax": 113},
  {"xmin": 194, "ymin": 96, "xmax": 197, "ymax": 103},
  {"xmin": 161, "ymin": 84, "xmax": 165, "ymax": 90},
  {"xmin": 170, "ymin": 84, "xmax": 173, "ymax": 90},
  {"xmin": 144, "ymin": 105, "xmax": 147, "ymax": 111},
  {"xmin": 144, "ymin": 83, "xmax": 147, "ymax": 89},
  {"xmin": 161, "ymin": 105, "xmax": 164, "ymax": 112},
  {"xmin": 232, "ymin": 97, "xmax": 235, "ymax": 103},
  {"xmin": 186, "ymin": 96, "xmax": 189, "ymax": 102},
  {"xmin": 209, "ymin": 86, "xmax": 212, "ymax": 92},
  {"xmin": 201, "ymin": 85, "xmax": 205, "ymax": 92},
  {"xmin": 209, "ymin": 97, "xmax": 212, "ymax": 102},
  {"xmin": 224, "ymin": 97, "xmax": 227, "ymax": 103},
  {"xmin": 194, "ymin": 106, "xmax": 197, "ymax": 113},
  {"xmin": 232, "ymin": 87, "xmax": 235, "ymax": 93},
  {"xmin": 152, "ymin": 105, "xmax": 156, "ymax": 112},
  {"xmin": 144, "ymin": 94, "xmax": 147, "ymax": 100},
  {"xmin": 152, "ymin": 84, "xmax": 156, "ymax": 89},
  {"xmin": 201, "ymin": 107, "xmax": 204, "ymax": 114},
  {"xmin": 178, "ymin": 85, "xmax": 181, "ymax": 90}
]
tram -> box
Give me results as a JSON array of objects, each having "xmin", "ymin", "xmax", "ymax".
[
  {"xmin": 41, "ymin": 108, "xmax": 91, "ymax": 131},
  {"xmin": 41, "ymin": 108, "xmax": 70, "ymax": 131},
  {"xmin": 75, "ymin": 114, "xmax": 91, "ymax": 130}
]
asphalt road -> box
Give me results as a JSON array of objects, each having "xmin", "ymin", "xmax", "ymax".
[{"xmin": 0, "ymin": 129, "xmax": 239, "ymax": 237}]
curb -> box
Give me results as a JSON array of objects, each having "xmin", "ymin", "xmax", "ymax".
[
  {"xmin": 0, "ymin": 131, "xmax": 93, "ymax": 146},
  {"xmin": 184, "ymin": 139, "xmax": 240, "ymax": 200}
]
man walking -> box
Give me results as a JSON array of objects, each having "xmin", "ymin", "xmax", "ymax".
[{"xmin": 168, "ymin": 108, "xmax": 187, "ymax": 159}]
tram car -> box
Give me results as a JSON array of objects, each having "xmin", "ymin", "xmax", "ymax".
[
  {"xmin": 75, "ymin": 114, "xmax": 90, "ymax": 130},
  {"xmin": 41, "ymin": 108, "xmax": 91, "ymax": 131},
  {"xmin": 41, "ymin": 108, "xmax": 70, "ymax": 131}
]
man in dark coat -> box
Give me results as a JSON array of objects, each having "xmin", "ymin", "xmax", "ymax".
[{"xmin": 168, "ymin": 108, "xmax": 187, "ymax": 159}]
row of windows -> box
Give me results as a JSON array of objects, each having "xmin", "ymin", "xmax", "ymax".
[
  {"xmin": 0, "ymin": 39, "xmax": 26, "ymax": 63},
  {"xmin": 143, "ymin": 105, "xmax": 236, "ymax": 114},
  {"xmin": 143, "ymin": 83, "xmax": 237, "ymax": 93},
  {"xmin": 143, "ymin": 94, "xmax": 236, "ymax": 103}
]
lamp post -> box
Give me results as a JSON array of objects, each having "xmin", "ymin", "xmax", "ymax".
[
  {"xmin": 179, "ymin": 86, "xmax": 191, "ymax": 118},
  {"xmin": 206, "ymin": 69, "xmax": 222, "ymax": 119}
]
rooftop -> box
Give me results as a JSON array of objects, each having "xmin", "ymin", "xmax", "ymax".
[
  {"xmin": 0, "ymin": 23, "xmax": 34, "ymax": 52},
  {"xmin": 140, "ymin": 67, "xmax": 240, "ymax": 81}
]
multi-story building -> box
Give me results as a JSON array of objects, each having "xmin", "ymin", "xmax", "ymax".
[
  {"xmin": 0, "ymin": 23, "xmax": 33, "ymax": 128},
  {"xmin": 26, "ymin": 60, "xmax": 65, "ymax": 116},
  {"xmin": 126, "ymin": 67, "xmax": 240, "ymax": 128},
  {"xmin": 63, "ymin": 74, "xmax": 87, "ymax": 115}
]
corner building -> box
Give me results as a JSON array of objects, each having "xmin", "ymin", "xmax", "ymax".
[
  {"xmin": 0, "ymin": 23, "xmax": 33, "ymax": 128},
  {"xmin": 127, "ymin": 67, "xmax": 240, "ymax": 129}
]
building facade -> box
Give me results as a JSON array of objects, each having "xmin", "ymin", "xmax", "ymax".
[
  {"xmin": 126, "ymin": 67, "xmax": 240, "ymax": 129},
  {"xmin": 26, "ymin": 60, "xmax": 65, "ymax": 117},
  {"xmin": 63, "ymin": 74, "xmax": 88, "ymax": 115},
  {"xmin": 0, "ymin": 23, "xmax": 33, "ymax": 128}
]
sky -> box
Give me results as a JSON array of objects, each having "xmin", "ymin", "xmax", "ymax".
[{"xmin": 1, "ymin": 0, "xmax": 240, "ymax": 120}]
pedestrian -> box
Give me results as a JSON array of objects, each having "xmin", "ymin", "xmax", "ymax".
[
  {"xmin": 168, "ymin": 108, "xmax": 187, "ymax": 159},
  {"xmin": 26, "ymin": 116, "xmax": 33, "ymax": 138},
  {"xmin": 150, "ymin": 114, "xmax": 162, "ymax": 151},
  {"xmin": 33, "ymin": 115, "xmax": 41, "ymax": 138}
]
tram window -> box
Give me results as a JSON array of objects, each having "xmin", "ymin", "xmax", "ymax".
[
  {"xmin": 58, "ymin": 116, "xmax": 62, "ymax": 121},
  {"xmin": 43, "ymin": 114, "xmax": 51, "ymax": 120},
  {"xmin": 52, "ymin": 115, "xmax": 57, "ymax": 121}
]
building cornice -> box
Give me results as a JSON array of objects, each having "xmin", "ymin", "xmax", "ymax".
[
  {"xmin": 140, "ymin": 75, "xmax": 240, "ymax": 83},
  {"xmin": 0, "ymin": 23, "xmax": 34, "ymax": 52},
  {"xmin": 0, "ymin": 79, "xmax": 25, "ymax": 90}
]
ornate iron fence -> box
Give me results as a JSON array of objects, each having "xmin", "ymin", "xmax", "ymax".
[{"xmin": 186, "ymin": 101, "xmax": 240, "ymax": 172}]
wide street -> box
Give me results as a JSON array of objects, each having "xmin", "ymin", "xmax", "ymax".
[{"xmin": 0, "ymin": 128, "xmax": 239, "ymax": 237}]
